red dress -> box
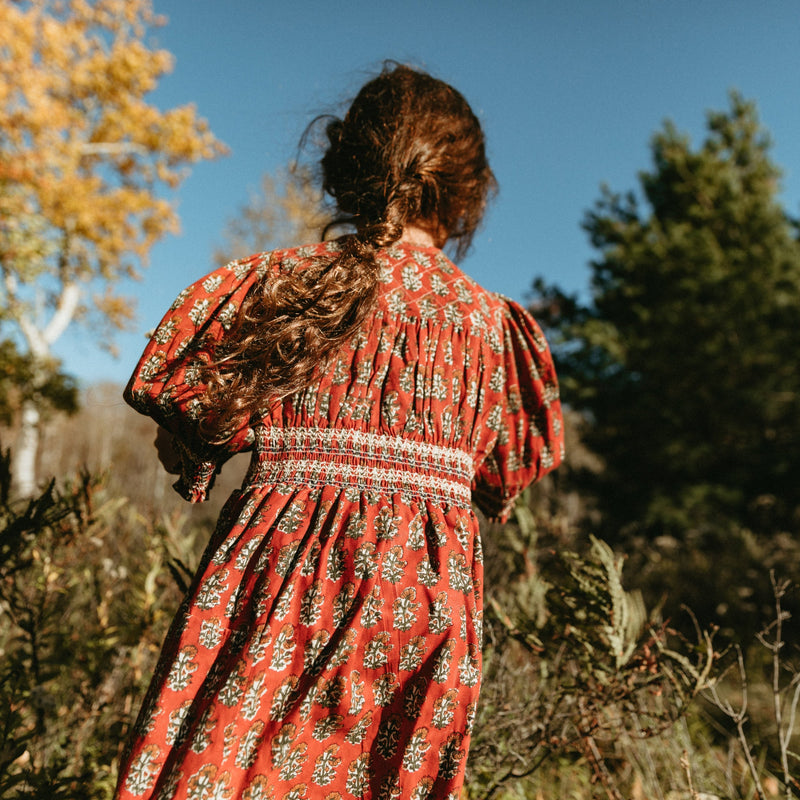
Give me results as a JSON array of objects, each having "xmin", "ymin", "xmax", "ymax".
[{"xmin": 116, "ymin": 240, "xmax": 564, "ymax": 800}]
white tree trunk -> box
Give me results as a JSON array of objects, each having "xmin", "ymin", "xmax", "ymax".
[
  {"xmin": 14, "ymin": 400, "xmax": 41, "ymax": 497},
  {"xmin": 11, "ymin": 281, "xmax": 82, "ymax": 496}
]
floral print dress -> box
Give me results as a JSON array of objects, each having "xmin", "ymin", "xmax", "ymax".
[{"xmin": 116, "ymin": 240, "xmax": 564, "ymax": 800}]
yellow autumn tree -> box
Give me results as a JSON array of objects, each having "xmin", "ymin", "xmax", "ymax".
[
  {"xmin": 213, "ymin": 164, "xmax": 329, "ymax": 266},
  {"xmin": 0, "ymin": 0, "xmax": 227, "ymax": 494}
]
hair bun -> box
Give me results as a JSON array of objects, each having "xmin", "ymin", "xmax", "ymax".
[{"xmin": 321, "ymin": 62, "xmax": 495, "ymax": 259}]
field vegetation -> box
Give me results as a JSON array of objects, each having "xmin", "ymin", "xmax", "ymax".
[{"xmin": 1, "ymin": 393, "xmax": 798, "ymax": 798}]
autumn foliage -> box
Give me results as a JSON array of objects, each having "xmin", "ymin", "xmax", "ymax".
[
  {"xmin": 0, "ymin": 0, "xmax": 226, "ymax": 307},
  {"xmin": 0, "ymin": 0, "xmax": 227, "ymax": 494}
]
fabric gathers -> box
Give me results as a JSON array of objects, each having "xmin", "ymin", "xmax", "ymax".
[{"xmin": 244, "ymin": 427, "xmax": 475, "ymax": 508}]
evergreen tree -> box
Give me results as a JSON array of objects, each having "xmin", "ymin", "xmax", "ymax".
[{"xmin": 534, "ymin": 94, "xmax": 800, "ymax": 537}]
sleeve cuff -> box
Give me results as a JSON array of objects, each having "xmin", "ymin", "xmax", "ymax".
[{"xmin": 171, "ymin": 438, "xmax": 219, "ymax": 503}]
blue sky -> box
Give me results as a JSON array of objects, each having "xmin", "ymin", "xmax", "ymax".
[{"xmin": 55, "ymin": 0, "xmax": 800, "ymax": 384}]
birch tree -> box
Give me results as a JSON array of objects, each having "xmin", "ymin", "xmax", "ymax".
[{"xmin": 0, "ymin": 0, "xmax": 227, "ymax": 494}]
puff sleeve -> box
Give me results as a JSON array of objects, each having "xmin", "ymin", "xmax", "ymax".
[
  {"xmin": 471, "ymin": 299, "xmax": 565, "ymax": 522},
  {"xmin": 123, "ymin": 255, "xmax": 269, "ymax": 502}
]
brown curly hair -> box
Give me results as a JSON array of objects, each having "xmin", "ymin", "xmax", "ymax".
[{"xmin": 199, "ymin": 63, "xmax": 496, "ymax": 441}]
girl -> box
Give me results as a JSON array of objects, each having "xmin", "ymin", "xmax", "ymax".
[{"xmin": 116, "ymin": 63, "xmax": 563, "ymax": 800}]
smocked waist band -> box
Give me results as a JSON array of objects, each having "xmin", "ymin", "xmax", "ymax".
[{"xmin": 243, "ymin": 426, "xmax": 475, "ymax": 507}]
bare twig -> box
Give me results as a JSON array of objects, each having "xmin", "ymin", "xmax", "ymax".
[
  {"xmin": 704, "ymin": 645, "xmax": 767, "ymax": 800},
  {"xmin": 680, "ymin": 749, "xmax": 699, "ymax": 800},
  {"xmin": 757, "ymin": 571, "xmax": 799, "ymax": 800}
]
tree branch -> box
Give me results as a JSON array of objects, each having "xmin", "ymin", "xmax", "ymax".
[
  {"xmin": 42, "ymin": 282, "xmax": 81, "ymax": 348},
  {"xmin": 79, "ymin": 142, "xmax": 148, "ymax": 157}
]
